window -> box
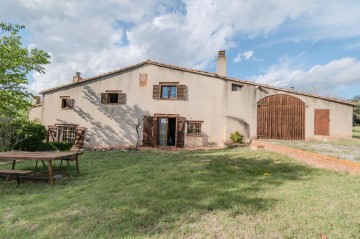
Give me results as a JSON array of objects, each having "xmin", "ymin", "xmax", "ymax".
[
  {"xmin": 57, "ymin": 126, "xmax": 76, "ymax": 142},
  {"xmin": 232, "ymin": 84, "xmax": 243, "ymax": 91},
  {"xmin": 60, "ymin": 97, "xmax": 74, "ymax": 109},
  {"xmin": 187, "ymin": 122, "xmax": 202, "ymax": 135},
  {"xmin": 161, "ymin": 86, "xmax": 177, "ymax": 99},
  {"xmin": 108, "ymin": 93, "xmax": 119, "ymax": 103},
  {"xmin": 153, "ymin": 83, "xmax": 186, "ymax": 100},
  {"xmin": 101, "ymin": 91, "xmax": 126, "ymax": 104}
]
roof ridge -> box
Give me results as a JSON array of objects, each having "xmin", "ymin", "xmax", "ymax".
[{"xmin": 39, "ymin": 59, "xmax": 355, "ymax": 106}]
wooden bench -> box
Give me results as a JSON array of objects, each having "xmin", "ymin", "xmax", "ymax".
[{"xmin": 0, "ymin": 170, "xmax": 32, "ymax": 190}]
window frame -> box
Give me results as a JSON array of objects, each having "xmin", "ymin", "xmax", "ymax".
[
  {"xmin": 101, "ymin": 90, "xmax": 126, "ymax": 105},
  {"xmin": 231, "ymin": 84, "xmax": 243, "ymax": 92},
  {"xmin": 57, "ymin": 125, "xmax": 77, "ymax": 143},
  {"xmin": 60, "ymin": 96, "xmax": 73, "ymax": 109},
  {"xmin": 108, "ymin": 93, "xmax": 119, "ymax": 104},
  {"xmin": 186, "ymin": 121, "xmax": 203, "ymax": 136},
  {"xmin": 161, "ymin": 85, "xmax": 177, "ymax": 99}
]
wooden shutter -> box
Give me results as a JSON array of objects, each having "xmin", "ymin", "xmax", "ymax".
[
  {"xmin": 101, "ymin": 93, "xmax": 108, "ymax": 104},
  {"xmin": 47, "ymin": 125, "xmax": 57, "ymax": 142},
  {"xmin": 66, "ymin": 99, "xmax": 74, "ymax": 108},
  {"xmin": 153, "ymin": 85, "xmax": 161, "ymax": 99},
  {"xmin": 152, "ymin": 117, "xmax": 158, "ymax": 147},
  {"xmin": 142, "ymin": 116, "xmax": 154, "ymax": 146},
  {"xmin": 118, "ymin": 93, "xmax": 126, "ymax": 104},
  {"xmin": 75, "ymin": 127, "xmax": 85, "ymax": 148},
  {"xmin": 176, "ymin": 117, "xmax": 186, "ymax": 148},
  {"xmin": 177, "ymin": 85, "xmax": 186, "ymax": 100}
]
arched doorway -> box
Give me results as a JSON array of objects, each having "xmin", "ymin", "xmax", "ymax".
[{"xmin": 257, "ymin": 94, "xmax": 305, "ymax": 140}]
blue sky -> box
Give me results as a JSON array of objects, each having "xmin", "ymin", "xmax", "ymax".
[{"xmin": 1, "ymin": 0, "xmax": 359, "ymax": 99}]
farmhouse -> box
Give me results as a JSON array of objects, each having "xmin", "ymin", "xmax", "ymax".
[{"xmin": 29, "ymin": 51, "xmax": 354, "ymax": 148}]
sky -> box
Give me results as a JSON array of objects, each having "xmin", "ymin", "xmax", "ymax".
[{"xmin": 1, "ymin": 0, "xmax": 360, "ymax": 99}]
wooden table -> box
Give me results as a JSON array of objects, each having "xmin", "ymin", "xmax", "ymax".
[{"xmin": 0, "ymin": 151, "xmax": 80, "ymax": 184}]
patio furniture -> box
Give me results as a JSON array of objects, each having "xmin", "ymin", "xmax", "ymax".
[
  {"xmin": 0, "ymin": 170, "xmax": 32, "ymax": 191},
  {"xmin": 0, "ymin": 151, "xmax": 80, "ymax": 184}
]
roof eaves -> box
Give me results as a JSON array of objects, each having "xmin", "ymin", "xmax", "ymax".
[
  {"xmin": 40, "ymin": 60, "xmax": 149, "ymax": 94},
  {"xmin": 38, "ymin": 59, "xmax": 355, "ymax": 106}
]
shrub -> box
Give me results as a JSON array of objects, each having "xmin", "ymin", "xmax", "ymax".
[
  {"xmin": 229, "ymin": 131, "xmax": 244, "ymax": 144},
  {"xmin": 37, "ymin": 142, "xmax": 58, "ymax": 151},
  {"xmin": 48, "ymin": 141, "xmax": 73, "ymax": 151},
  {"xmin": 13, "ymin": 120, "xmax": 47, "ymax": 151},
  {"xmin": 25, "ymin": 142, "xmax": 73, "ymax": 152}
]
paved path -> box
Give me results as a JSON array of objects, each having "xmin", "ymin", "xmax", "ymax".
[{"xmin": 251, "ymin": 140, "xmax": 360, "ymax": 174}]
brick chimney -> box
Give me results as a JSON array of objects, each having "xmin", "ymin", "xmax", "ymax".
[
  {"xmin": 216, "ymin": 50, "xmax": 226, "ymax": 77},
  {"xmin": 73, "ymin": 72, "xmax": 82, "ymax": 83}
]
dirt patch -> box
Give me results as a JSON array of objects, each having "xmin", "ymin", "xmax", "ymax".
[
  {"xmin": 251, "ymin": 140, "xmax": 360, "ymax": 174},
  {"xmin": 267, "ymin": 140, "xmax": 360, "ymax": 162}
]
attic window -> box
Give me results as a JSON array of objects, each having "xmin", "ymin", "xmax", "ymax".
[{"xmin": 232, "ymin": 84, "xmax": 243, "ymax": 91}]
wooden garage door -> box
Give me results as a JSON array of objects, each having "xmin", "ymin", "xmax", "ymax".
[
  {"xmin": 257, "ymin": 94, "xmax": 305, "ymax": 140},
  {"xmin": 314, "ymin": 109, "xmax": 330, "ymax": 136}
]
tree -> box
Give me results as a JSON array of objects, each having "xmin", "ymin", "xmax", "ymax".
[
  {"xmin": 133, "ymin": 117, "xmax": 144, "ymax": 150},
  {"xmin": 0, "ymin": 22, "xmax": 50, "ymax": 151},
  {"xmin": 352, "ymin": 95, "xmax": 360, "ymax": 125},
  {"xmin": 0, "ymin": 22, "xmax": 50, "ymax": 117}
]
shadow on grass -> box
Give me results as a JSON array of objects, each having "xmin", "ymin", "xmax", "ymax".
[
  {"xmin": 0, "ymin": 149, "xmax": 315, "ymax": 238},
  {"xmin": 76, "ymin": 149, "xmax": 313, "ymax": 236}
]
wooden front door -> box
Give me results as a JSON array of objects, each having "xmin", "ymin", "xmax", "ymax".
[
  {"xmin": 143, "ymin": 114, "xmax": 186, "ymax": 148},
  {"xmin": 257, "ymin": 94, "xmax": 305, "ymax": 140},
  {"xmin": 314, "ymin": 109, "xmax": 330, "ymax": 136}
]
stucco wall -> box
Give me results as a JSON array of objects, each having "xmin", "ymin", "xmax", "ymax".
[
  {"xmin": 41, "ymin": 64, "xmax": 227, "ymax": 148},
  {"xmin": 39, "ymin": 64, "xmax": 353, "ymax": 148},
  {"xmin": 29, "ymin": 105, "xmax": 42, "ymax": 121},
  {"xmin": 225, "ymin": 81, "xmax": 353, "ymax": 139}
]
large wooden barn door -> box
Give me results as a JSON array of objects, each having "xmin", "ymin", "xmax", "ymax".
[
  {"xmin": 314, "ymin": 109, "xmax": 330, "ymax": 136},
  {"xmin": 257, "ymin": 94, "xmax": 305, "ymax": 140}
]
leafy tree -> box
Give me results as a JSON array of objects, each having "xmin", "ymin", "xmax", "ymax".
[
  {"xmin": 352, "ymin": 95, "xmax": 360, "ymax": 125},
  {"xmin": 0, "ymin": 22, "xmax": 50, "ymax": 117}
]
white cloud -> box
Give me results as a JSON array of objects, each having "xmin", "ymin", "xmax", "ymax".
[
  {"xmin": 1, "ymin": 0, "xmax": 360, "ymax": 93},
  {"xmin": 233, "ymin": 53, "xmax": 241, "ymax": 63},
  {"xmin": 253, "ymin": 57, "xmax": 360, "ymax": 96},
  {"xmin": 242, "ymin": 51, "xmax": 253, "ymax": 60}
]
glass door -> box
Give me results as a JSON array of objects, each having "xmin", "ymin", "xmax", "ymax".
[{"xmin": 158, "ymin": 118, "xmax": 168, "ymax": 146}]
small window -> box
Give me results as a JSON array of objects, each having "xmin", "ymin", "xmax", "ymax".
[
  {"xmin": 57, "ymin": 126, "xmax": 76, "ymax": 143},
  {"xmin": 108, "ymin": 93, "xmax": 119, "ymax": 104},
  {"xmin": 187, "ymin": 122, "xmax": 202, "ymax": 135},
  {"xmin": 101, "ymin": 91, "xmax": 126, "ymax": 104},
  {"xmin": 161, "ymin": 86, "xmax": 177, "ymax": 99},
  {"xmin": 232, "ymin": 84, "xmax": 243, "ymax": 91},
  {"xmin": 61, "ymin": 97, "xmax": 73, "ymax": 109}
]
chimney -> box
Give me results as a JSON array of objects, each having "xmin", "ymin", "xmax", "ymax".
[
  {"xmin": 290, "ymin": 86, "xmax": 294, "ymax": 91},
  {"xmin": 216, "ymin": 50, "xmax": 226, "ymax": 76},
  {"xmin": 73, "ymin": 72, "xmax": 82, "ymax": 83}
]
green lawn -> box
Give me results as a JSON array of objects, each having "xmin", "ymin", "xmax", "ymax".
[
  {"xmin": 354, "ymin": 126, "xmax": 360, "ymax": 139},
  {"xmin": 1, "ymin": 148, "xmax": 360, "ymax": 238}
]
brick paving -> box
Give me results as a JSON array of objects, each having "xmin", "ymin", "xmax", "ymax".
[{"xmin": 251, "ymin": 140, "xmax": 360, "ymax": 174}]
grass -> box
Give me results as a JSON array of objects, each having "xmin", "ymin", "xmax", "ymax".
[
  {"xmin": 1, "ymin": 148, "xmax": 360, "ymax": 238},
  {"xmin": 354, "ymin": 126, "xmax": 360, "ymax": 139}
]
